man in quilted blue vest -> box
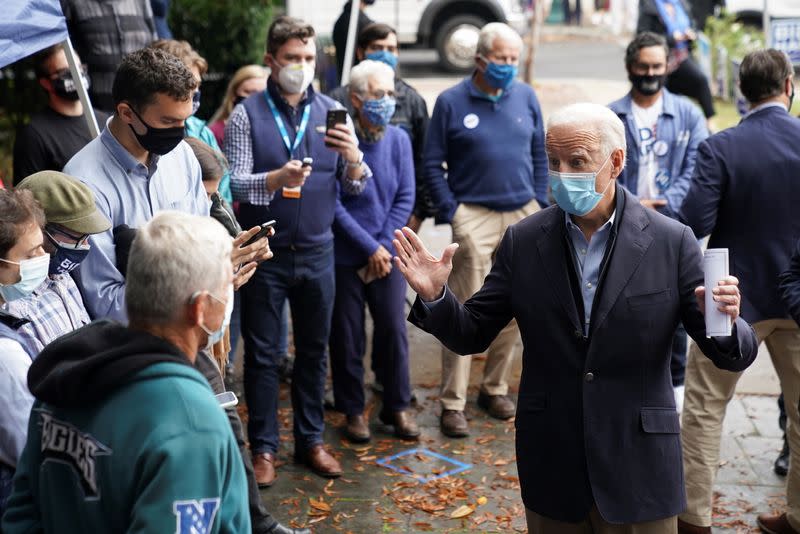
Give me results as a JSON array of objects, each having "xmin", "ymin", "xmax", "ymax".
[{"xmin": 224, "ymin": 15, "xmax": 371, "ymax": 485}]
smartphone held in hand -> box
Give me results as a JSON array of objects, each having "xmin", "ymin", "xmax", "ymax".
[
  {"xmin": 325, "ymin": 109, "xmax": 347, "ymax": 148},
  {"xmin": 704, "ymin": 248, "xmax": 732, "ymax": 337},
  {"xmin": 215, "ymin": 391, "xmax": 238, "ymax": 409},
  {"xmin": 242, "ymin": 220, "xmax": 276, "ymax": 248}
]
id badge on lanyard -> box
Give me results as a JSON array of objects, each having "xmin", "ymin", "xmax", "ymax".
[{"xmin": 265, "ymin": 91, "xmax": 311, "ymax": 199}]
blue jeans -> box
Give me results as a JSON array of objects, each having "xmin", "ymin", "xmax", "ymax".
[
  {"xmin": 228, "ymin": 292, "xmax": 242, "ymax": 363},
  {"xmin": 228, "ymin": 294, "xmax": 288, "ymax": 365},
  {"xmin": 241, "ymin": 242, "xmax": 335, "ymax": 455},
  {"xmin": 0, "ymin": 463, "xmax": 13, "ymax": 518}
]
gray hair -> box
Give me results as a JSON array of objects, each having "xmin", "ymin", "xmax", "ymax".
[
  {"xmin": 477, "ymin": 22, "xmax": 523, "ymax": 56},
  {"xmin": 126, "ymin": 211, "xmax": 232, "ymax": 326},
  {"xmin": 547, "ymin": 103, "xmax": 627, "ymax": 162},
  {"xmin": 349, "ymin": 59, "xmax": 395, "ymax": 96}
]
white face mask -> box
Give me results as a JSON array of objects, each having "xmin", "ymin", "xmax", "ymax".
[
  {"xmin": 277, "ymin": 61, "xmax": 315, "ymax": 94},
  {"xmin": 199, "ymin": 284, "xmax": 234, "ymax": 350}
]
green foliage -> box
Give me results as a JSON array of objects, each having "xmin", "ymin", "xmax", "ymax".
[
  {"xmin": 169, "ymin": 0, "xmax": 278, "ymax": 119},
  {"xmin": 0, "ymin": 60, "xmax": 48, "ymax": 185},
  {"xmin": 705, "ymin": 10, "xmax": 764, "ymax": 60},
  {"xmin": 704, "ymin": 10, "xmax": 764, "ymax": 99}
]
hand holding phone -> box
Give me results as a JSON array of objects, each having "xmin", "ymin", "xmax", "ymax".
[
  {"xmin": 242, "ymin": 220, "xmax": 276, "ymax": 248},
  {"xmin": 215, "ymin": 391, "xmax": 238, "ymax": 409},
  {"xmin": 325, "ymin": 109, "xmax": 347, "ymax": 148}
]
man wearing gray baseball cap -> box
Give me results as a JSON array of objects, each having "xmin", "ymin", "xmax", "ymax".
[{"xmin": 4, "ymin": 171, "xmax": 111, "ymax": 355}]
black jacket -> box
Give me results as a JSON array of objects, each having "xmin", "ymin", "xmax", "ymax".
[
  {"xmin": 329, "ymin": 79, "xmax": 435, "ymax": 219},
  {"xmin": 637, "ymin": 0, "xmax": 696, "ymax": 48},
  {"xmin": 410, "ymin": 186, "xmax": 758, "ymax": 523},
  {"xmin": 332, "ymin": 2, "xmax": 373, "ymax": 82}
]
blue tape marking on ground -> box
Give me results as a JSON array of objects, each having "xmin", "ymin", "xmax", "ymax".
[
  {"xmin": 376, "ymin": 447, "xmax": 473, "ymax": 483},
  {"xmin": 376, "ymin": 447, "xmax": 420, "ymax": 466},
  {"xmin": 417, "ymin": 448, "xmax": 472, "ymax": 469}
]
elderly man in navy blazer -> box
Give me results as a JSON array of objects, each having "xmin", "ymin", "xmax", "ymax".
[
  {"xmin": 392, "ymin": 103, "xmax": 758, "ymax": 533},
  {"xmin": 678, "ymin": 49, "xmax": 800, "ymax": 534}
]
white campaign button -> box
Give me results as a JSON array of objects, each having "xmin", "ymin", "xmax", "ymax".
[
  {"xmin": 653, "ymin": 140, "xmax": 669, "ymax": 157},
  {"xmin": 463, "ymin": 113, "xmax": 480, "ymax": 129}
]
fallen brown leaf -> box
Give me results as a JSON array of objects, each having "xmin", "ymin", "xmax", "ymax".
[
  {"xmin": 309, "ymin": 498, "xmax": 331, "ymax": 512},
  {"xmin": 450, "ymin": 504, "xmax": 475, "ymax": 519}
]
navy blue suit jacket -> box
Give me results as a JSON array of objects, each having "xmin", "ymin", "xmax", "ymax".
[
  {"xmin": 410, "ymin": 187, "xmax": 758, "ymax": 524},
  {"xmin": 679, "ymin": 105, "xmax": 800, "ymax": 323}
]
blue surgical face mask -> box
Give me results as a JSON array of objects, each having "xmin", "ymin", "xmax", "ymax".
[
  {"xmin": 198, "ymin": 284, "xmax": 234, "ymax": 350},
  {"xmin": 479, "ymin": 55, "xmax": 518, "ymax": 91},
  {"xmin": 365, "ymin": 50, "xmax": 398, "ymax": 70},
  {"xmin": 46, "ymin": 231, "xmax": 91, "ymax": 276},
  {"xmin": 549, "ymin": 155, "xmax": 613, "ymax": 216},
  {"xmin": 361, "ymin": 95, "xmax": 396, "ymax": 127},
  {"xmin": 0, "ymin": 254, "xmax": 50, "ymax": 302}
]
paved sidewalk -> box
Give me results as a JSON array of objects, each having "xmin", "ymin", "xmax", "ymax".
[{"xmin": 230, "ymin": 338, "xmax": 784, "ymax": 533}]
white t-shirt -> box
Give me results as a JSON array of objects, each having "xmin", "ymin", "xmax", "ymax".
[{"xmin": 631, "ymin": 97, "xmax": 663, "ymax": 200}]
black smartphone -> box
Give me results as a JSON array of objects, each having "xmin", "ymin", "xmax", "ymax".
[
  {"xmin": 242, "ymin": 220, "xmax": 276, "ymax": 247},
  {"xmin": 325, "ymin": 109, "xmax": 347, "ymax": 147}
]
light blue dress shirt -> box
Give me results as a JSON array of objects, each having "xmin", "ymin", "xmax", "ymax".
[
  {"xmin": 565, "ymin": 210, "xmax": 616, "ymax": 335},
  {"xmin": 64, "ymin": 121, "xmax": 209, "ymax": 322},
  {"xmin": 0, "ymin": 338, "xmax": 33, "ymax": 470}
]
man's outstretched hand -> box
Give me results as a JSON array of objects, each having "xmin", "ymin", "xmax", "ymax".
[{"xmin": 392, "ymin": 227, "xmax": 458, "ymax": 302}]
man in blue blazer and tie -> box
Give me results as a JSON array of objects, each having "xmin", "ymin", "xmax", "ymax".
[
  {"xmin": 392, "ymin": 102, "xmax": 758, "ymax": 533},
  {"xmin": 678, "ymin": 49, "xmax": 800, "ymax": 534}
]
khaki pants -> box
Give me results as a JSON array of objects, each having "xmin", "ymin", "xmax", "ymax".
[
  {"xmin": 680, "ymin": 319, "xmax": 800, "ymax": 528},
  {"xmin": 526, "ymin": 507, "xmax": 677, "ymax": 534},
  {"xmin": 440, "ymin": 200, "xmax": 540, "ymax": 411}
]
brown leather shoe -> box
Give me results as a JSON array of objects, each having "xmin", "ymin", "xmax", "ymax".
[
  {"xmin": 252, "ymin": 452, "xmax": 276, "ymax": 488},
  {"xmin": 477, "ymin": 392, "xmax": 516, "ymax": 420},
  {"xmin": 758, "ymin": 513, "xmax": 800, "ymax": 534},
  {"xmin": 440, "ymin": 409, "xmax": 469, "ymax": 437},
  {"xmin": 677, "ymin": 518, "xmax": 711, "ymax": 534},
  {"xmin": 344, "ymin": 414, "xmax": 371, "ymax": 443},
  {"xmin": 299, "ymin": 444, "xmax": 342, "ymax": 478},
  {"xmin": 381, "ymin": 410, "xmax": 420, "ymax": 440}
]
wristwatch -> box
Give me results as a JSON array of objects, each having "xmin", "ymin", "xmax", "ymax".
[{"xmin": 346, "ymin": 151, "xmax": 364, "ymax": 169}]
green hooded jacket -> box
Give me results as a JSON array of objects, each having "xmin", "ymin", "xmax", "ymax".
[{"xmin": 1, "ymin": 321, "xmax": 250, "ymax": 533}]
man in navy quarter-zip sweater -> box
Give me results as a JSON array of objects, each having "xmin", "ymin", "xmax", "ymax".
[
  {"xmin": 423, "ymin": 22, "xmax": 549, "ymax": 438},
  {"xmin": 224, "ymin": 16, "xmax": 370, "ymax": 486}
]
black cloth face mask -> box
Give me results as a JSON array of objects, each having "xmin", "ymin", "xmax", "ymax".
[
  {"xmin": 128, "ymin": 106, "xmax": 185, "ymax": 155},
  {"xmin": 50, "ymin": 71, "xmax": 90, "ymax": 101},
  {"xmin": 629, "ymin": 73, "xmax": 667, "ymax": 96}
]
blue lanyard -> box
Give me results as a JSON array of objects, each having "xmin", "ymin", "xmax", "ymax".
[{"xmin": 264, "ymin": 91, "xmax": 311, "ymax": 159}]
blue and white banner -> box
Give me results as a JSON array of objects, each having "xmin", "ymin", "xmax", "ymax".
[
  {"xmin": 770, "ymin": 18, "xmax": 800, "ymax": 66},
  {"xmin": 0, "ymin": 0, "xmax": 68, "ymax": 68}
]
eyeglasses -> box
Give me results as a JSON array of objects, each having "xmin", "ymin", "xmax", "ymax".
[
  {"xmin": 367, "ymin": 89, "xmax": 396, "ymax": 99},
  {"xmin": 49, "ymin": 65, "xmax": 88, "ymax": 79},
  {"xmin": 631, "ymin": 62, "xmax": 666, "ymax": 74},
  {"xmin": 46, "ymin": 227, "xmax": 90, "ymax": 249}
]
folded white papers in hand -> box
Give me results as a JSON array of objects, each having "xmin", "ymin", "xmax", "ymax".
[{"xmin": 704, "ymin": 248, "xmax": 732, "ymax": 337}]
